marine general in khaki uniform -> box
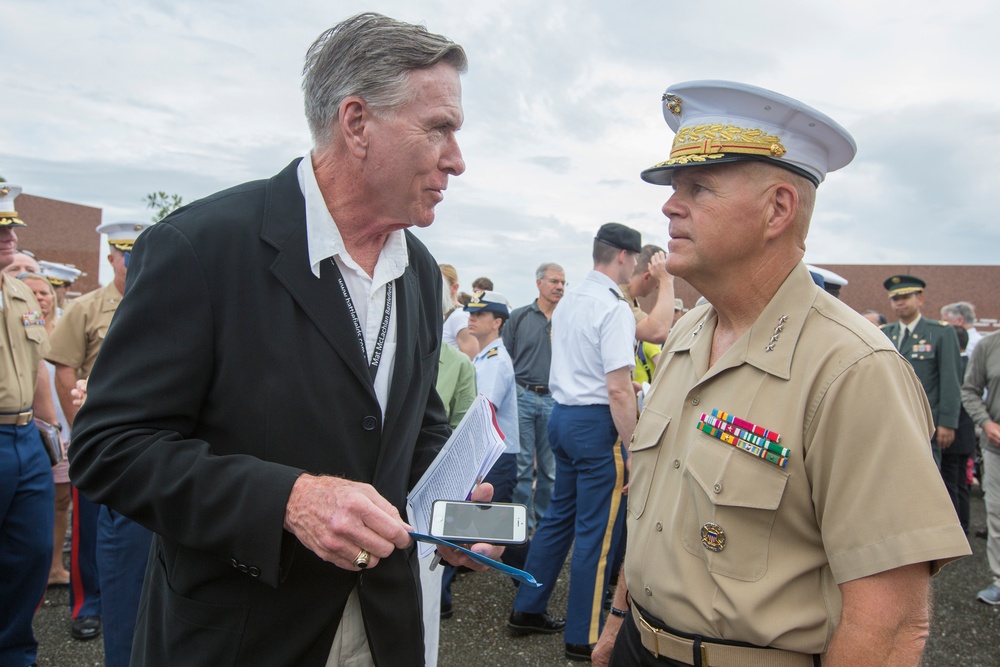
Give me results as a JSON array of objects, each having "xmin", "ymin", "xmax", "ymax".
[{"xmin": 593, "ymin": 82, "xmax": 971, "ymax": 667}]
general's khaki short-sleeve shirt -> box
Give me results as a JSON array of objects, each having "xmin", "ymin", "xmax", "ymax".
[
  {"xmin": 46, "ymin": 282, "xmax": 121, "ymax": 379},
  {"xmin": 0, "ymin": 276, "xmax": 50, "ymax": 411},
  {"xmin": 625, "ymin": 263, "xmax": 970, "ymax": 655}
]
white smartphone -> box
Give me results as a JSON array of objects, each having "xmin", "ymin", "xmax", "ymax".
[{"xmin": 429, "ymin": 500, "xmax": 528, "ymax": 545}]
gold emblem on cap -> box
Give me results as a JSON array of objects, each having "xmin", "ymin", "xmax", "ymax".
[
  {"xmin": 0, "ymin": 186, "xmax": 9, "ymax": 196},
  {"xmin": 665, "ymin": 124, "xmax": 787, "ymax": 166},
  {"xmin": 133, "ymin": 224, "xmax": 143, "ymax": 231},
  {"xmin": 663, "ymin": 93, "xmax": 682, "ymax": 116},
  {"xmin": 701, "ymin": 522, "xmax": 726, "ymax": 552},
  {"xmin": 891, "ymin": 277, "xmax": 901, "ymax": 284}
]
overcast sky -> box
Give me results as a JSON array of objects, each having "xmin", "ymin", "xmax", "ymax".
[{"xmin": 4, "ymin": 0, "xmax": 999, "ymax": 307}]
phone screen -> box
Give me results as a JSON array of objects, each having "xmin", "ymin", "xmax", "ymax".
[{"xmin": 443, "ymin": 503, "xmax": 516, "ymax": 540}]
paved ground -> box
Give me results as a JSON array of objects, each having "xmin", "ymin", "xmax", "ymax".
[{"xmin": 33, "ymin": 489, "xmax": 1000, "ymax": 666}]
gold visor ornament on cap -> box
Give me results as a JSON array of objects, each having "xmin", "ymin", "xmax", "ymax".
[
  {"xmin": 108, "ymin": 240, "xmax": 136, "ymax": 252},
  {"xmin": 701, "ymin": 522, "xmax": 726, "ymax": 552},
  {"xmin": 661, "ymin": 124, "xmax": 787, "ymax": 166}
]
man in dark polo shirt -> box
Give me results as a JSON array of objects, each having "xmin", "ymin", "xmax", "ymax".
[{"xmin": 502, "ymin": 262, "xmax": 564, "ymax": 531}]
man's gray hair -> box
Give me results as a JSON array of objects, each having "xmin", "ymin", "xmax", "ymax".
[
  {"xmin": 535, "ymin": 262, "xmax": 564, "ymax": 281},
  {"xmin": 942, "ymin": 301, "xmax": 976, "ymax": 324},
  {"xmin": 303, "ymin": 12, "xmax": 468, "ymax": 149}
]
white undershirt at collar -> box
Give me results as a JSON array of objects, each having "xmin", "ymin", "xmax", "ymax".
[{"xmin": 297, "ymin": 156, "xmax": 409, "ymax": 418}]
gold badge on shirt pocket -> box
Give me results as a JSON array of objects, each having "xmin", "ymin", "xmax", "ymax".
[{"xmin": 701, "ymin": 522, "xmax": 726, "ymax": 552}]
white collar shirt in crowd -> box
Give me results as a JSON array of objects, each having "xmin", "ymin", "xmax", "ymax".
[
  {"xmin": 472, "ymin": 337, "xmax": 520, "ymax": 454},
  {"xmin": 297, "ymin": 155, "xmax": 408, "ymax": 420},
  {"xmin": 966, "ymin": 327, "xmax": 984, "ymax": 357},
  {"xmin": 549, "ymin": 269, "xmax": 636, "ymax": 406}
]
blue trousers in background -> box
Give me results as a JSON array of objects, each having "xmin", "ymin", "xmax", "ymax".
[
  {"xmin": 0, "ymin": 423, "xmax": 54, "ymax": 667},
  {"xmin": 512, "ymin": 388, "xmax": 555, "ymax": 532},
  {"xmin": 70, "ymin": 485, "xmax": 102, "ymax": 619},
  {"xmin": 513, "ymin": 403, "xmax": 627, "ymax": 646},
  {"xmin": 97, "ymin": 506, "xmax": 153, "ymax": 667}
]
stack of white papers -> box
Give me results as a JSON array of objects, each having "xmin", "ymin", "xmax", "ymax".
[{"xmin": 407, "ymin": 394, "xmax": 506, "ymax": 558}]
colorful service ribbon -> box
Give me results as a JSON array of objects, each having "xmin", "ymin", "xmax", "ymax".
[
  {"xmin": 710, "ymin": 409, "xmax": 782, "ymax": 444},
  {"xmin": 701, "ymin": 413, "xmax": 790, "ymax": 459},
  {"xmin": 696, "ymin": 420, "xmax": 789, "ymax": 468}
]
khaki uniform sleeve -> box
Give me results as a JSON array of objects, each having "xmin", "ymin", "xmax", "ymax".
[
  {"xmin": 807, "ymin": 349, "xmax": 970, "ymax": 583},
  {"xmin": 45, "ymin": 301, "xmax": 88, "ymax": 371}
]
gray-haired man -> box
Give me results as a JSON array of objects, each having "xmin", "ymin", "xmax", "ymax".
[
  {"xmin": 69, "ymin": 13, "xmax": 498, "ymax": 666},
  {"xmin": 942, "ymin": 301, "xmax": 983, "ymax": 357},
  {"xmin": 503, "ymin": 262, "xmax": 565, "ymax": 530}
]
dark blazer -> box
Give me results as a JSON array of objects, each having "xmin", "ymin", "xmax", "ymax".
[
  {"xmin": 882, "ymin": 317, "xmax": 962, "ymax": 429},
  {"xmin": 69, "ymin": 159, "xmax": 450, "ymax": 666}
]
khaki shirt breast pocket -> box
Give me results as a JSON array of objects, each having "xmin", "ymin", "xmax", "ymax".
[
  {"xmin": 22, "ymin": 323, "xmax": 49, "ymax": 362},
  {"xmin": 681, "ymin": 439, "xmax": 789, "ymax": 582},
  {"xmin": 627, "ymin": 407, "xmax": 671, "ymax": 519}
]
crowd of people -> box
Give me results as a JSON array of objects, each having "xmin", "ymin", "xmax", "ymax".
[{"xmin": 1, "ymin": 11, "xmax": 997, "ymax": 667}]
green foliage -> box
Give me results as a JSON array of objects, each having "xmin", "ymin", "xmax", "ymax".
[{"xmin": 145, "ymin": 191, "xmax": 183, "ymax": 222}]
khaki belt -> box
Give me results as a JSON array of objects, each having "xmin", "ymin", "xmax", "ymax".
[
  {"xmin": 0, "ymin": 410, "xmax": 34, "ymax": 426},
  {"xmin": 633, "ymin": 607, "xmax": 816, "ymax": 667}
]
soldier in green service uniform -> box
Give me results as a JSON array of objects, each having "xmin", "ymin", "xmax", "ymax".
[{"xmin": 881, "ymin": 274, "xmax": 963, "ymax": 465}]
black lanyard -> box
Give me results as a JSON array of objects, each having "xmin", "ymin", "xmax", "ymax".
[{"xmin": 329, "ymin": 259, "xmax": 393, "ymax": 382}]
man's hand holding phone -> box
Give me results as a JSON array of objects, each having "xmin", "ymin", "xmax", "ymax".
[{"xmin": 433, "ymin": 483, "xmax": 505, "ymax": 570}]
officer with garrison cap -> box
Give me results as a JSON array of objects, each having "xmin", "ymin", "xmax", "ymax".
[
  {"xmin": 593, "ymin": 82, "xmax": 971, "ymax": 667},
  {"xmin": 881, "ymin": 274, "xmax": 963, "ymax": 467},
  {"xmin": 510, "ymin": 223, "xmax": 639, "ymax": 662},
  {"xmin": 0, "ymin": 185, "xmax": 59, "ymax": 667}
]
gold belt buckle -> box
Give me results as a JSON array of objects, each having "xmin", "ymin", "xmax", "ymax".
[{"xmin": 16, "ymin": 410, "xmax": 33, "ymax": 426}]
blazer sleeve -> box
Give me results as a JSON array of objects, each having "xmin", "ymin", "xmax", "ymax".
[{"xmin": 68, "ymin": 222, "xmax": 302, "ymax": 588}]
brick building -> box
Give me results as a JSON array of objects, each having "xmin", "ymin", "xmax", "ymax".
[
  {"xmin": 673, "ymin": 265, "xmax": 1000, "ymax": 335},
  {"xmin": 12, "ymin": 193, "xmax": 103, "ymax": 297}
]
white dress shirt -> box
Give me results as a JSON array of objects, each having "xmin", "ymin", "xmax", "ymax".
[{"xmin": 297, "ymin": 156, "xmax": 408, "ymax": 419}]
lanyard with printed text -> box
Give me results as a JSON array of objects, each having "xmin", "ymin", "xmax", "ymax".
[{"xmin": 329, "ymin": 258, "xmax": 393, "ymax": 383}]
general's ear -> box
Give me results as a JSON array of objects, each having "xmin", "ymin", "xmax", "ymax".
[
  {"xmin": 338, "ymin": 97, "xmax": 370, "ymax": 158},
  {"xmin": 764, "ymin": 181, "xmax": 799, "ymax": 240}
]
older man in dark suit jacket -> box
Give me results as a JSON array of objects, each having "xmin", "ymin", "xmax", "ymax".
[{"xmin": 69, "ymin": 13, "xmax": 496, "ymax": 667}]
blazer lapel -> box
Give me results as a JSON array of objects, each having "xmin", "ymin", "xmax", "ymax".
[{"xmin": 261, "ymin": 160, "xmax": 376, "ymax": 396}]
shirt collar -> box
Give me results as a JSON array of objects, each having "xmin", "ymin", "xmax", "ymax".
[
  {"xmin": 297, "ymin": 155, "xmax": 409, "ymax": 284},
  {"xmin": 902, "ymin": 313, "xmax": 923, "ymax": 331},
  {"xmin": 474, "ymin": 336, "xmax": 504, "ymax": 361},
  {"xmin": 670, "ymin": 262, "xmax": 817, "ymax": 381},
  {"xmin": 587, "ymin": 269, "xmax": 621, "ymax": 295}
]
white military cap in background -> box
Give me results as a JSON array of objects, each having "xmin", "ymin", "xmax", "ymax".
[
  {"xmin": 39, "ymin": 261, "xmax": 84, "ymax": 286},
  {"xmin": 95, "ymin": 221, "xmax": 153, "ymax": 252}
]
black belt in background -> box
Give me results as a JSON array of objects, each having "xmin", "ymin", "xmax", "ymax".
[{"xmin": 517, "ymin": 380, "xmax": 549, "ymax": 395}]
